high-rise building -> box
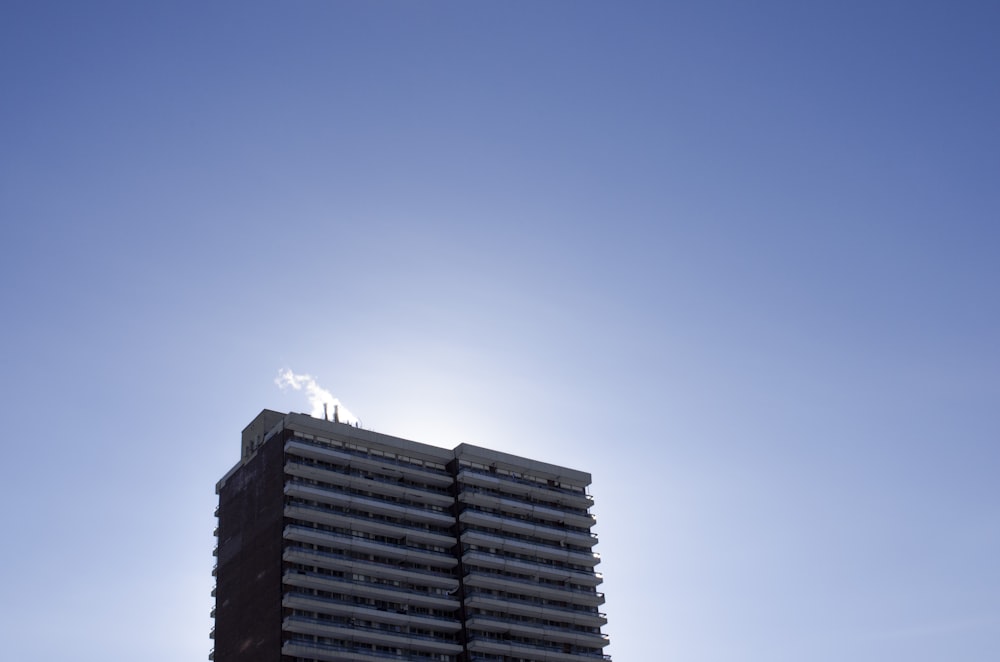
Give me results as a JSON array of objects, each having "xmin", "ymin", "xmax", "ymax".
[{"xmin": 211, "ymin": 409, "xmax": 610, "ymax": 662}]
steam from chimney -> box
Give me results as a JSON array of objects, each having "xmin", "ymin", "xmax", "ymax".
[{"xmin": 275, "ymin": 369, "xmax": 359, "ymax": 425}]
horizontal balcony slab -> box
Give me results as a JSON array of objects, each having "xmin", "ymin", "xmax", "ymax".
[
  {"xmin": 282, "ymin": 640, "xmax": 448, "ymax": 662},
  {"xmin": 285, "ymin": 525, "xmax": 458, "ymax": 568},
  {"xmin": 285, "ymin": 504, "xmax": 456, "ymax": 547},
  {"xmin": 285, "ymin": 482, "xmax": 455, "ymax": 526},
  {"xmin": 459, "ymin": 508, "xmax": 597, "ymax": 547},
  {"xmin": 465, "ymin": 615, "xmax": 609, "ymax": 648},
  {"xmin": 282, "ymin": 593, "xmax": 462, "ymax": 632},
  {"xmin": 456, "ymin": 470, "xmax": 593, "ymax": 510},
  {"xmin": 285, "ymin": 460, "xmax": 454, "ymax": 507},
  {"xmin": 462, "ymin": 550, "xmax": 602, "ymax": 585},
  {"xmin": 283, "ymin": 571, "xmax": 460, "ymax": 611},
  {"xmin": 283, "ymin": 547, "xmax": 459, "ymax": 589},
  {"xmin": 284, "ymin": 616, "xmax": 463, "ymax": 655},
  {"xmin": 463, "ymin": 572, "xmax": 605, "ymax": 606},
  {"xmin": 285, "ymin": 440, "xmax": 454, "ymax": 487},
  {"xmin": 458, "ymin": 490, "xmax": 596, "ymax": 529},
  {"xmin": 460, "ymin": 525, "xmax": 600, "ymax": 566},
  {"xmin": 459, "ymin": 509, "xmax": 596, "ymax": 548},
  {"xmin": 464, "ymin": 593, "xmax": 607, "ymax": 627},
  {"xmin": 468, "ymin": 638, "xmax": 608, "ymax": 662}
]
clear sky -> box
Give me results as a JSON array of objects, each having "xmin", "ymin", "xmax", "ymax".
[{"xmin": 2, "ymin": 2, "xmax": 998, "ymax": 660}]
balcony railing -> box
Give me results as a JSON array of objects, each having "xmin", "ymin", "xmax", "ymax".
[
  {"xmin": 283, "ymin": 615, "xmax": 463, "ymax": 654},
  {"xmin": 467, "ymin": 634, "xmax": 610, "ymax": 661},
  {"xmin": 285, "ymin": 438, "xmax": 453, "ymax": 485},
  {"xmin": 463, "ymin": 568, "xmax": 605, "ymax": 602},
  {"xmin": 461, "ymin": 548, "xmax": 602, "ymax": 584},
  {"xmin": 460, "ymin": 503, "xmax": 597, "ymax": 541},
  {"xmin": 456, "ymin": 468, "xmax": 594, "ymax": 506},
  {"xmin": 283, "ymin": 570, "xmax": 460, "ymax": 610},
  {"xmin": 285, "ymin": 501, "xmax": 456, "ymax": 546},
  {"xmin": 459, "ymin": 523, "xmax": 600, "ymax": 565},
  {"xmin": 282, "ymin": 637, "xmax": 450, "ymax": 662},
  {"xmin": 282, "ymin": 590, "xmax": 461, "ymax": 630},
  {"xmin": 283, "ymin": 544, "xmax": 460, "ymax": 586},
  {"xmin": 458, "ymin": 486, "xmax": 596, "ymax": 525},
  {"xmin": 284, "ymin": 481, "xmax": 455, "ymax": 525},
  {"xmin": 285, "ymin": 458, "xmax": 452, "ymax": 502},
  {"xmin": 463, "ymin": 590, "xmax": 607, "ymax": 624},
  {"xmin": 465, "ymin": 613, "xmax": 609, "ymax": 647},
  {"xmin": 284, "ymin": 525, "xmax": 458, "ymax": 568}
]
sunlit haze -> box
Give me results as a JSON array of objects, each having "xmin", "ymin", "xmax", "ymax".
[{"xmin": 1, "ymin": 2, "xmax": 998, "ymax": 661}]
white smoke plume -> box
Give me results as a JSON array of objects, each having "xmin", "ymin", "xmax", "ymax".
[{"xmin": 275, "ymin": 369, "xmax": 359, "ymax": 425}]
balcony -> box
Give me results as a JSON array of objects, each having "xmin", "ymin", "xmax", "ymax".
[
  {"xmin": 458, "ymin": 489, "xmax": 596, "ymax": 529},
  {"xmin": 467, "ymin": 636, "xmax": 609, "ymax": 662},
  {"xmin": 285, "ymin": 439, "xmax": 454, "ymax": 487},
  {"xmin": 282, "ymin": 592, "xmax": 461, "ymax": 632},
  {"xmin": 460, "ymin": 547, "xmax": 602, "ymax": 585},
  {"xmin": 456, "ymin": 469, "xmax": 593, "ymax": 510},
  {"xmin": 282, "ymin": 637, "xmax": 456, "ymax": 662},
  {"xmin": 465, "ymin": 614, "xmax": 609, "ymax": 649},
  {"xmin": 285, "ymin": 502, "xmax": 456, "ymax": 548},
  {"xmin": 283, "ymin": 570, "xmax": 460, "ymax": 611},
  {"xmin": 283, "ymin": 615, "xmax": 463, "ymax": 655},
  {"xmin": 284, "ymin": 525, "xmax": 458, "ymax": 569},
  {"xmin": 458, "ymin": 511, "xmax": 601, "ymax": 568},
  {"xmin": 459, "ymin": 506, "xmax": 596, "ymax": 546},
  {"xmin": 463, "ymin": 571, "xmax": 605, "ymax": 606},
  {"xmin": 284, "ymin": 482, "xmax": 455, "ymax": 526},
  {"xmin": 464, "ymin": 591, "xmax": 607, "ymax": 627},
  {"xmin": 282, "ymin": 546, "xmax": 459, "ymax": 590},
  {"xmin": 285, "ymin": 459, "xmax": 454, "ymax": 507}
]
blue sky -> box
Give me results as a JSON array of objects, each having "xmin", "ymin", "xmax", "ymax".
[{"xmin": 1, "ymin": 2, "xmax": 998, "ymax": 660}]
